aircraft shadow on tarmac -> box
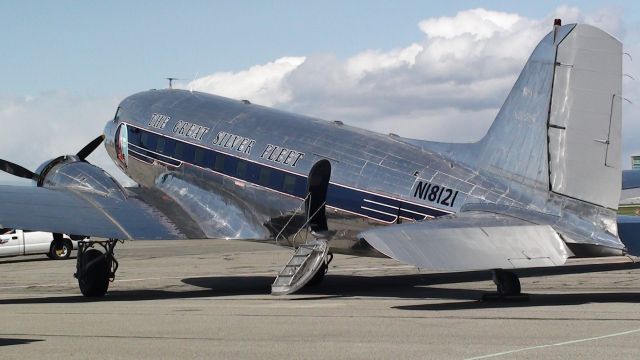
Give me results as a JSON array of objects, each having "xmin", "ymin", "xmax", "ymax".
[
  {"xmin": 0, "ymin": 261, "xmax": 638, "ymax": 308},
  {"xmin": 0, "ymin": 257, "xmax": 64, "ymax": 265},
  {"xmin": 0, "ymin": 338, "xmax": 43, "ymax": 347}
]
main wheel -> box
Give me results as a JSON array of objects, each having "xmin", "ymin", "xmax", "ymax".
[
  {"xmin": 494, "ymin": 270, "xmax": 521, "ymax": 296},
  {"xmin": 306, "ymin": 252, "xmax": 333, "ymax": 287},
  {"xmin": 306, "ymin": 263, "xmax": 327, "ymax": 286},
  {"xmin": 49, "ymin": 240, "xmax": 72, "ymax": 260},
  {"xmin": 78, "ymin": 249, "xmax": 110, "ymax": 297}
]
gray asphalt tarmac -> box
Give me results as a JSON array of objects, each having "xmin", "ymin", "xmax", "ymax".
[{"xmin": 1, "ymin": 239, "xmax": 639, "ymax": 359}]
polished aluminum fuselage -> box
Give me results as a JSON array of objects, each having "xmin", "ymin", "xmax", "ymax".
[{"xmin": 103, "ymin": 88, "xmax": 622, "ymax": 257}]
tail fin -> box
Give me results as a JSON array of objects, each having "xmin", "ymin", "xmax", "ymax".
[{"xmin": 476, "ymin": 23, "xmax": 622, "ymax": 209}]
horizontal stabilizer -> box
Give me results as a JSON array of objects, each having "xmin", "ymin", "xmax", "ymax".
[{"xmin": 359, "ymin": 211, "xmax": 572, "ymax": 271}]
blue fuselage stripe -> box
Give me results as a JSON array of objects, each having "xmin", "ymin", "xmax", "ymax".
[{"xmin": 124, "ymin": 124, "xmax": 449, "ymax": 223}]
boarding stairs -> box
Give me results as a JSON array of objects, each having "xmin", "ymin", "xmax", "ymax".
[{"xmin": 271, "ymin": 194, "xmax": 331, "ymax": 295}]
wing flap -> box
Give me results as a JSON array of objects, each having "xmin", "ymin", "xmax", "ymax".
[{"xmin": 359, "ymin": 211, "xmax": 572, "ymax": 271}]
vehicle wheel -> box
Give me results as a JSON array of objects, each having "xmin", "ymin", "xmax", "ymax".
[
  {"xmin": 49, "ymin": 240, "xmax": 72, "ymax": 260},
  {"xmin": 78, "ymin": 249, "xmax": 110, "ymax": 297}
]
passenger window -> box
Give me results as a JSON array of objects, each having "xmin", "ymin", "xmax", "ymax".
[
  {"xmin": 246, "ymin": 162, "xmax": 260, "ymax": 182},
  {"xmin": 204, "ymin": 151, "xmax": 214, "ymax": 168},
  {"xmin": 224, "ymin": 156, "xmax": 237, "ymax": 175},
  {"xmin": 194, "ymin": 148, "xmax": 205, "ymax": 166},
  {"xmin": 164, "ymin": 138, "xmax": 176, "ymax": 155},
  {"xmin": 214, "ymin": 155, "xmax": 225, "ymax": 171},
  {"xmin": 183, "ymin": 144, "xmax": 195, "ymax": 163},
  {"xmin": 283, "ymin": 175, "xmax": 296, "ymax": 194},
  {"xmin": 175, "ymin": 142, "xmax": 184, "ymax": 158},
  {"xmin": 236, "ymin": 161, "xmax": 247, "ymax": 178},
  {"xmin": 259, "ymin": 167, "xmax": 270, "ymax": 186},
  {"xmin": 156, "ymin": 137, "xmax": 165, "ymax": 154}
]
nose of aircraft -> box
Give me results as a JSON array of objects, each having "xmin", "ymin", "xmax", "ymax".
[{"xmin": 103, "ymin": 118, "xmax": 117, "ymax": 141}]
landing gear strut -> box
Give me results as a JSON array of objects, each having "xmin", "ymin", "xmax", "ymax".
[
  {"xmin": 482, "ymin": 269, "xmax": 528, "ymax": 301},
  {"xmin": 492, "ymin": 269, "xmax": 521, "ymax": 295},
  {"xmin": 74, "ymin": 239, "xmax": 121, "ymax": 297}
]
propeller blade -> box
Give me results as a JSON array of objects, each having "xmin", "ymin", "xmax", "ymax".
[
  {"xmin": 0, "ymin": 159, "xmax": 38, "ymax": 180},
  {"xmin": 76, "ymin": 135, "xmax": 105, "ymax": 160}
]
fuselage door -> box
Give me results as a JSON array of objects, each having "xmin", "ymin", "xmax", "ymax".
[{"xmin": 305, "ymin": 160, "xmax": 331, "ymax": 232}]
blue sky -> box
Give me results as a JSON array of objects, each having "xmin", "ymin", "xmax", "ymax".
[
  {"xmin": 1, "ymin": 1, "xmax": 637, "ymax": 96},
  {"xmin": 0, "ymin": 1, "xmax": 639, "ymax": 185}
]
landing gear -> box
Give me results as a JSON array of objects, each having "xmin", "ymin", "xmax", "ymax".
[
  {"xmin": 482, "ymin": 269, "xmax": 528, "ymax": 301},
  {"xmin": 492, "ymin": 269, "xmax": 521, "ymax": 295},
  {"xmin": 307, "ymin": 252, "xmax": 333, "ymax": 286},
  {"xmin": 74, "ymin": 239, "xmax": 120, "ymax": 297}
]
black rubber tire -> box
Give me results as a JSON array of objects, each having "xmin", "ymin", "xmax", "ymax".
[
  {"xmin": 495, "ymin": 270, "xmax": 521, "ymax": 295},
  {"xmin": 78, "ymin": 249, "xmax": 110, "ymax": 297},
  {"xmin": 306, "ymin": 263, "xmax": 327, "ymax": 287},
  {"xmin": 49, "ymin": 240, "xmax": 72, "ymax": 260}
]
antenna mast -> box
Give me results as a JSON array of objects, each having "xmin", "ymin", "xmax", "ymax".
[{"xmin": 165, "ymin": 77, "xmax": 180, "ymax": 89}]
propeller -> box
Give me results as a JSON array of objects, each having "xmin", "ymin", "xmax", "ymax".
[
  {"xmin": 0, "ymin": 159, "xmax": 39, "ymax": 180},
  {"xmin": 0, "ymin": 135, "xmax": 104, "ymax": 181},
  {"xmin": 76, "ymin": 135, "xmax": 105, "ymax": 160}
]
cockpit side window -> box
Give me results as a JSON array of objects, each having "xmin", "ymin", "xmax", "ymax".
[{"xmin": 112, "ymin": 107, "xmax": 121, "ymax": 123}]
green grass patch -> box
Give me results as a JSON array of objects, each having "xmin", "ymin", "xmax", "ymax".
[{"xmin": 618, "ymin": 205, "xmax": 640, "ymax": 215}]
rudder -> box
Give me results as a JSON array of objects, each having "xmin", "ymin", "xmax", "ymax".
[
  {"xmin": 548, "ymin": 24, "xmax": 622, "ymax": 209},
  {"xmin": 475, "ymin": 23, "xmax": 622, "ymax": 209}
]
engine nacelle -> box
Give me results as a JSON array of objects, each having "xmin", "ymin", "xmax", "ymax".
[{"xmin": 35, "ymin": 156, "xmax": 126, "ymax": 200}]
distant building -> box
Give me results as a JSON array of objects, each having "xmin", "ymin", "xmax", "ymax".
[{"xmin": 632, "ymin": 155, "xmax": 640, "ymax": 170}]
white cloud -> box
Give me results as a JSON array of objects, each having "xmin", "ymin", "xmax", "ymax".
[
  {"xmin": 184, "ymin": 7, "xmax": 637, "ymax": 165},
  {"xmin": 1, "ymin": 5, "xmax": 637, "ymax": 194},
  {"xmin": 0, "ymin": 92, "xmax": 133, "ymax": 186},
  {"xmin": 187, "ymin": 56, "xmax": 305, "ymax": 107},
  {"xmin": 418, "ymin": 8, "xmax": 524, "ymax": 41}
]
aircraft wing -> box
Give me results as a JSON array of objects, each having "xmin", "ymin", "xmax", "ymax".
[
  {"xmin": 359, "ymin": 209, "xmax": 574, "ymax": 271},
  {"xmin": 0, "ymin": 185, "xmax": 186, "ymax": 240}
]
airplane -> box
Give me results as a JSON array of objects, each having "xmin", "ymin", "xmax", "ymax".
[
  {"xmin": 0, "ymin": 20, "xmax": 634, "ymax": 298},
  {"xmin": 616, "ymin": 170, "xmax": 640, "ymax": 255}
]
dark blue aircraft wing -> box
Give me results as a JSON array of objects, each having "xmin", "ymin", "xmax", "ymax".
[{"xmin": 0, "ymin": 185, "xmax": 186, "ymax": 240}]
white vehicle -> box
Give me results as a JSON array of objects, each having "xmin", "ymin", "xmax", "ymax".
[{"xmin": 0, "ymin": 229, "xmax": 79, "ymax": 260}]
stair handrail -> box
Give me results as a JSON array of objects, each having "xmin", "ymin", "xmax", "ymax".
[
  {"xmin": 290, "ymin": 198, "xmax": 327, "ymax": 248},
  {"xmin": 275, "ymin": 192, "xmax": 312, "ymax": 245}
]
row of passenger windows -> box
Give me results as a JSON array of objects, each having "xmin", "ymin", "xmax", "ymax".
[{"xmin": 128, "ymin": 126, "xmax": 305, "ymax": 196}]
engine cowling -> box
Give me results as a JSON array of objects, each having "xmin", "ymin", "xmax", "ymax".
[{"xmin": 35, "ymin": 156, "xmax": 126, "ymax": 201}]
